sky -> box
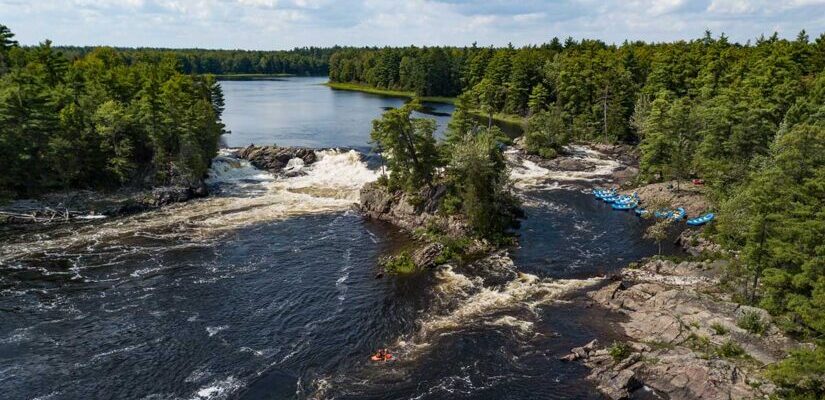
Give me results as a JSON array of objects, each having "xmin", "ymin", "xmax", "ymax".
[{"xmin": 2, "ymin": 0, "xmax": 824, "ymax": 50}]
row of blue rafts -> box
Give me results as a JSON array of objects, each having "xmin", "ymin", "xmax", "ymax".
[{"xmin": 593, "ymin": 188, "xmax": 715, "ymax": 226}]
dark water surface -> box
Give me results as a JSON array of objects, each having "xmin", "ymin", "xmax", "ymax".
[{"xmin": 0, "ymin": 78, "xmax": 669, "ymax": 400}]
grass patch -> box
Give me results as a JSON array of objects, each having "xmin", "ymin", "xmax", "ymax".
[
  {"xmin": 737, "ymin": 311, "xmax": 767, "ymax": 335},
  {"xmin": 711, "ymin": 322, "xmax": 730, "ymax": 335},
  {"xmin": 609, "ymin": 341, "xmax": 633, "ymax": 362},
  {"xmin": 685, "ymin": 333, "xmax": 713, "ymax": 356},
  {"xmin": 381, "ymin": 251, "xmax": 418, "ymax": 274},
  {"xmin": 324, "ymin": 82, "xmax": 456, "ymax": 104},
  {"xmin": 467, "ymin": 109, "xmax": 526, "ymax": 127},
  {"xmin": 716, "ymin": 340, "xmax": 747, "ymax": 358}
]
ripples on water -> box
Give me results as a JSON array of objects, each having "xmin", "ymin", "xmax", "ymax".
[{"xmin": 1, "ymin": 139, "xmax": 671, "ymax": 399}]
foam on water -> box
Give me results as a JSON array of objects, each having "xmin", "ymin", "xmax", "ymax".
[
  {"xmin": 506, "ymin": 145, "xmax": 622, "ymax": 188},
  {"xmin": 0, "ymin": 150, "xmax": 379, "ymax": 263},
  {"xmin": 191, "ymin": 376, "xmax": 244, "ymax": 400}
]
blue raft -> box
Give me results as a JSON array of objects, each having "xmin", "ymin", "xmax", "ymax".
[
  {"xmin": 687, "ymin": 213, "xmax": 715, "ymax": 226},
  {"xmin": 654, "ymin": 209, "xmax": 674, "ymax": 219},
  {"xmin": 612, "ymin": 201, "xmax": 637, "ymax": 210},
  {"xmin": 673, "ymin": 207, "xmax": 687, "ymax": 221}
]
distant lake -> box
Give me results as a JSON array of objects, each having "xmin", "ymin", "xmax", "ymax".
[{"xmin": 219, "ymin": 76, "xmax": 455, "ymax": 149}]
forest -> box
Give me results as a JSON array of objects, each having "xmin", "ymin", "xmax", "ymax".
[
  {"xmin": 345, "ymin": 32, "xmax": 825, "ymax": 398},
  {"xmin": 55, "ymin": 46, "xmax": 333, "ymax": 76},
  {"xmin": 0, "ymin": 25, "xmax": 226, "ymax": 196}
]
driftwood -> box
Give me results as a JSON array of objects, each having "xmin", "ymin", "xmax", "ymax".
[{"xmin": 0, "ymin": 206, "xmax": 102, "ymax": 224}]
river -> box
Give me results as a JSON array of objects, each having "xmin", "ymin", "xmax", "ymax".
[{"xmin": 0, "ymin": 77, "xmax": 673, "ymax": 400}]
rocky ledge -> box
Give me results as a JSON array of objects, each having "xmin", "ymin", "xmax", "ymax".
[
  {"xmin": 359, "ymin": 181, "xmax": 467, "ymax": 237},
  {"xmin": 562, "ymin": 258, "xmax": 802, "ymax": 400},
  {"xmin": 0, "ymin": 184, "xmax": 208, "ymax": 226},
  {"xmin": 234, "ymin": 145, "xmax": 317, "ymax": 174}
]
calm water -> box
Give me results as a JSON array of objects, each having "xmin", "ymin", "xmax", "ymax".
[
  {"xmin": 220, "ymin": 77, "xmax": 454, "ymax": 149},
  {"xmin": 0, "ymin": 77, "xmax": 669, "ymax": 400}
]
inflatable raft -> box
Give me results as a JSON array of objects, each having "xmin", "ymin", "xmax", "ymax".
[
  {"xmin": 687, "ymin": 213, "xmax": 715, "ymax": 226},
  {"xmin": 612, "ymin": 201, "xmax": 637, "ymax": 210}
]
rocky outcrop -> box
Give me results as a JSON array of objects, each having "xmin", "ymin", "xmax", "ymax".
[
  {"xmin": 627, "ymin": 181, "xmax": 711, "ymax": 217},
  {"xmin": 677, "ymin": 229, "xmax": 723, "ymax": 256},
  {"xmin": 359, "ymin": 181, "xmax": 468, "ymax": 237},
  {"xmin": 234, "ymin": 145, "xmax": 317, "ymax": 174},
  {"xmin": 563, "ymin": 258, "xmax": 800, "ymax": 400}
]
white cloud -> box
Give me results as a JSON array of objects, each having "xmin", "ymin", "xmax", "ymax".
[{"xmin": 0, "ymin": 0, "xmax": 822, "ymax": 49}]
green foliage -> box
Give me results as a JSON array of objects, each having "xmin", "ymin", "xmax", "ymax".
[
  {"xmin": 609, "ymin": 341, "xmax": 632, "ymax": 362},
  {"xmin": 370, "ymin": 100, "xmax": 440, "ymax": 193},
  {"xmin": 737, "ymin": 311, "xmax": 767, "ymax": 335},
  {"xmin": 716, "ymin": 340, "xmax": 747, "ymax": 358},
  {"xmin": 710, "ymin": 322, "xmax": 729, "ymax": 335},
  {"xmin": 60, "ymin": 45, "xmax": 331, "ymax": 76},
  {"xmin": 767, "ymin": 347, "xmax": 825, "ymax": 400},
  {"xmin": 523, "ymin": 106, "xmax": 570, "ymax": 158},
  {"xmin": 382, "ymin": 252, "xmax": 417, "ymax": 274},
  {"xmin": 0, "ymin": 29, "xmax": 226, "ymax": 196},
  {"xmin": 644, "ymin": 219, "xmax": 672, "ymax": 255},
  {"xmin": 446, "ymin": 127, "xmax": 520, "ymax": 239}
]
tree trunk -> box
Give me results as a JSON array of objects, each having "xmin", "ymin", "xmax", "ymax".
[{"xmin": 750, "ymin": 219, "xmax": 768, "ymax": 304}]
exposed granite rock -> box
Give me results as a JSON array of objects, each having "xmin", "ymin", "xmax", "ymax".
[
  {"xmin": 627, "ymin": 181, "xmax": 711, "ymax": 218},
  {"xmin": 412, "ymin": 242, "xmax": 445, "ymax": 269},
  {"xmin": 566, "ymin": 258, "xmax": 799, "ymax": 400},
  {"xmin": 234, "ymin": 145, "xmax": 317, "ymax": 174},
  {"xmin": 677, "ymin": 228, "xmax": 723, "ymax": 256},
  {"xmin": 1, "ymin": 184, "xmax": 208, "ymax": 226},
  {"xmin": 359, "ymin": 181, "xmax": 468, "ymax": 237}
]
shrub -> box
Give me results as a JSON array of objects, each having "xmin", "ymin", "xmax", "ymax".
[
  {"xmin": 382, "ymin": 252, "xmax": 417, "ymax": 274},
  {"xmin": 737, "ymin": 311, "xmax": 767, "ymax": 335},
  {"xmin": 609, "ymin": 341, "xmax": 632, "ymax": 362},
  {"xmin": 710, "ymin": 322, "xmax": 729, "ymax": 335},
  {"xmin": 716, "ymin": 340, "xmax": 746, "ymax": 358},
  {"xmin": 767, "ymin": 347, "xmax": 825, "ymax": 400}
]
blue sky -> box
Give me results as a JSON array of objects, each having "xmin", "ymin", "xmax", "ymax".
[{"xmin": 2, "ymin": 0, "xmax": 824, "ymax": 49}]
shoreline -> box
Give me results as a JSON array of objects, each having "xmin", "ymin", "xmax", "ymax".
[{"xmin": 324, "ymin": 81, "xmax": 456, "ymax": 104}]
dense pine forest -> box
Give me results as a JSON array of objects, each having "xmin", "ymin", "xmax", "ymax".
[
  {"xmin": 336, "ymin": 32, "xmax": 825, "ymax": 398},
  {"xmin": 55, "ymin": 46, "xmax": 333, "ymax": 76},
  {"xmin": 0, "ymin": 25, "xmax": 226, "ymax": 196}
]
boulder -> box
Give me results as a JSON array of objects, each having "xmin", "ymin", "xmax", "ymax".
[
  {"xmin": 412, "ymin": 242, "xmax": 444, "ymax": 269},
  {"xmin": 234, "ymin": 145, "xmax": 317, "ymax": 173}
]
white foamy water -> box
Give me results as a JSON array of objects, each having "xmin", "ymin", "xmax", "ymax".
[
  {"xmin": 390, "ymin": 255, "xmax": 601, "ymax": 359},
  {"xmin": 506, "ymin": 145, "xmax": 622, "ymax": 188},
  {"xmin": 0, "ymin": 150, "xmax": 379, "ymax": 263}
]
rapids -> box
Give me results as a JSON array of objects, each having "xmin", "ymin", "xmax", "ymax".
[{"xmin": 1, "ymin": 78, "xmax": 675, "ymax": 400}]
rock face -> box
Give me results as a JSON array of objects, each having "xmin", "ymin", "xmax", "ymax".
[
  {"xmin": 234, "ymin": 145, "xmax": 317, "ymax": 174},
  {"xmin": 563, "ymin": 259, "xmax": 799, "ymax": 400},
  {"xmin": 359, "ymin": 181, "xmax": 467, "ymax": 237}
]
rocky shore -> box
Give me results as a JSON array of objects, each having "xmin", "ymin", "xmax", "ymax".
[
  {"xmin": 0, "ymin": 184, "xmax": 208, "ymax": 226},
  {"xmin": 562, "ymin": 258, "xmax": 802, "ymax": 400}
]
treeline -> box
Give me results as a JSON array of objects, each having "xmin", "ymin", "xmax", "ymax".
[
  {"xmin": 55, "ymin": 46, "xmax": 334, "ymax": 76},
  {"xmin": 0, "ymin": 25, "xmax": 226, "ymax": 197},
  {"xmin": 357, "ymin": 32, "xmax": 825, "ymax": 397},
  {"xmin": 370, "ymin": 100, "xmax": 519, "ymax": 242}
]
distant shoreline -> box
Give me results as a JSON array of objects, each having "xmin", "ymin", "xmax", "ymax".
[
  {"xmin": 324, "ymin": 82, "xmax": 456, "ymax": 104},
  {"xmin": 214, "ymin": 73, "xmax": 299, "ymax": 81}
]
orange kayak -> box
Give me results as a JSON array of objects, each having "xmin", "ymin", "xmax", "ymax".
[{"xmin": 370, "ymin": 353, "xmax": 393, "ymax": 362}]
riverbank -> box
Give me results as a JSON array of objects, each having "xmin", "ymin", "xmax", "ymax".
[
  {"xmin": 564, "ymin": 256, "xmax": 803, "ymax": 399},
  {"xmin": 0, "ymin": 184, "xmax": 208, "ymax": 227},
  {"xmin": 324, "ymin": 81, "xmax": 456, "ymax": 104},
  {"xmin": 214, "ymin": 73, "xmax": 297, "ymax": 80}
]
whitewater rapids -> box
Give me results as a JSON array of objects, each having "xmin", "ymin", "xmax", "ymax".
[{"xmin": 0, "ymin": 150, "xmax": 379, "ymax": 263}]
